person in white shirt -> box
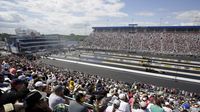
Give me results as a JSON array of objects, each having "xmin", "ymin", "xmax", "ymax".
[
  {"xmin": 162, "ymin": 102, "xmax": 172, "ymax": 112},
  {"xmin": 135, "ymin": 101, "xmax": 149, "ymax": 112},
  {"xmin": 105, "ymin": 99, "xmax": 121, "ymax": 112},
  {"xmin": 118, "ymin": 93, "xmax": 131, "ymax": 112}
]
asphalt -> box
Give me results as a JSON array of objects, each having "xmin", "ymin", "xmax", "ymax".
[
  {"xmin": 50, "ymin": 55, "xmax": 200, "ymax": 80},
  {"xmin": 41, "ymin": 58, "xmax": 200, "ymax": 93}
]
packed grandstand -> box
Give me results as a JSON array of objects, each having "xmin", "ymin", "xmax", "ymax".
[
  {"xmin": 80, "ymin": 26, "xmax": 200, "ymax": 56},
  {"xmin": 0, "ymin": 54, "xmax": 200, "ymax": 112}
]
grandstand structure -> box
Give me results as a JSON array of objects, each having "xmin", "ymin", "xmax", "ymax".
[
  {"xmin": 5, "ymin": 35, "xmax": 63, "ymax": 54},
  {"xmin": 79, "ymin": 25, "xmax": 200, "ymax": 56}
]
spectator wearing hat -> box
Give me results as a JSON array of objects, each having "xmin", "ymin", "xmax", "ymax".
[
  {"xmin": 135, "ymin": 101, "xmax": 149, "ymax": 112},
  {"xmin": 105, "ymin": 99, "xmax": 121, "ymax": 112},
  {"xmin": 49, "ymin": 85, "xmax": 68, "ymax": 110},
  {"xmin": 33, "ymin": 81, "xmax": 47, "ymax": 100},
  {"xmin": 118, "ymin": 93, "xmax": 131, "ymax": 112},
  {"xmin": 68, "ymin": 92, "xmax": 88, "ymax": 112},
  {"xmin": 25, "ymin": 91, "xmax": 52, "ymax": 112}
]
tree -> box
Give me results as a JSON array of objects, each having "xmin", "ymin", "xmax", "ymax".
[{"xmin": 0, "ymin": 33, "xmax": 10, "ymax": 41}]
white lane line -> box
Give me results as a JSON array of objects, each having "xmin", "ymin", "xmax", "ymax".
[
  {"xmin": 48, "ymin": 57, "xmax": 200, "ymax": 84},
  {"xmin": 91, "ymin": 52, "xmax": 200, "ymax": 65},
  {"xmin": 81, "ymin": 53, "xmax": 200, "ymax": 68},
  {"xmin": 75, "ymin": 55, "xmax": 200, "ymax": 77},
  {"xmin": 81, "ymin": 54, "xmax": 200, "ymax": 69},
  {"xmin": 101, "ymin": 61, "xmax": 200, "ymax": 77}
]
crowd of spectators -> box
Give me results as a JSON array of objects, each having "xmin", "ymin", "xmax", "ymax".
[
  {"xmin": 80, "ymin": 31, "xmax": 200, "ymax": 56},
  {"xmin": 0, "ymin": 54, "xmax": 199, "ymax": 112}
]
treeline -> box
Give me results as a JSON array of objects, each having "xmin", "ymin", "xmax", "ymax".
[
  {"xmin": 64, "ymin": 34, "xmax": 87, "ymax": 41},
  {"xmin": 0, "ymin": 33, "xmax": 10, "ymax": 41}
]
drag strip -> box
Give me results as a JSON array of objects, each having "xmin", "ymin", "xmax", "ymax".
[
  {"xmin": 79, "ymin": 55, "xmax": 200, "ymax": 74},
  {"xmin": 52, "ymin": 55, "xmax": 200, "ymax": 80},
  {"xmin": 82, "ymin": 52, "xmax": 200, "ymax": 68},
  {"xmin": 42, "ymin": 57, "xmax": 200, "ymax": 93}
]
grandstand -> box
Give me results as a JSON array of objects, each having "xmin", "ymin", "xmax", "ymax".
[
  {"xmin": 1, "ymin": 26, "xmax": 200, "ymax": 112},
  {"xmin": 79, "ymin": 25, "xmax": 200, "ymax": 56},
  {"xmin": 5, "ymin": 32, "xmax": 63, "ymax": 55}
]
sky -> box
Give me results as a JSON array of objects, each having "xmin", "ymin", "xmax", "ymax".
[{"xmin": 0, "ymin": 0, "xmax": 200, "ymax": 35}]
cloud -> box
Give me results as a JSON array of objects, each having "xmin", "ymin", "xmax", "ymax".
[
  {"xmin": 175, "ymin": 10, "xmax": 200, "ymax": 21},
  {"xmin": 174, "ymin": 10, "xmax": 200, "ymax": 25},
  {"xmin": 157, "ymin": 8, "xmax": 167, "ymax": 12},
  {"xmin": 0, "ymin": 0, "xmax": 127, "ymax": 34},
  {"xmin": 135, "ymin": 12, "xmax": 155, "ymax": 17},
  {"xmin": 0, "ymin": 11, "xmax": 24, "ymax": 23}
]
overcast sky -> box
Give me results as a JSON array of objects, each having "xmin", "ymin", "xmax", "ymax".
[{"xmin": 0, "ymin": 0, "xmax": 200, "ymax": 35}]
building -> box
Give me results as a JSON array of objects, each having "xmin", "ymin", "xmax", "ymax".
[{"xmin": 5, "ymin": 29, "xmax": 63, "ymax": 54}]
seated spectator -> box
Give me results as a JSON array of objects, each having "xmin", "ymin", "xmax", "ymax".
[
  {"xmin": 0, "ymin": 73, "xmax": 9, "ymax": 88},
  {"xmin": 162, "ymin": 102, "xmax": 172, "ymax": 112},
  {"xmin": 49, "ymin": 85, "xmax": 68, "ymax": 110},
  {"xmin": 150, "ymin": 98, "xmax": 165, "ymax": 112},
  {"xmin": 53, "ymin": 103, "xmax": 68, "ymax": 112},
  {"xmin": 25, "ymin": 91, "xmax": 51, "ymax": 112},
  {"xmin": 118, "ymin": 93, "xmax": 131, "ymax": 112},
  {"xmin": 105, "ymin": 99, "xmax": 121, "ymax": 112},
  {"xmin": 68, "ymin": 92, "xmax": 88, "ymax": 112},
  {"xmin": 181, "ymin": 102, "xmax": 190, "ymax": 112},
  {"xmin": 33, "ymin": 81, "xmax": 47, "ymax": 99},
  {"xmin": 1, "ymin": 67, "xmax": 12, "ymax": 79},
  {"xmin": 135, "ymin": 101, "xmax": 149, "ymax": 112},
  {"xmin": 0, "ymin": 79, "xmax": 25, "ymax": 106}
]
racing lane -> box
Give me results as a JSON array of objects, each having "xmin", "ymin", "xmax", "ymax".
[{"xmin": 41, "ymin": 58, "xmax": 200, "ymax": 93}]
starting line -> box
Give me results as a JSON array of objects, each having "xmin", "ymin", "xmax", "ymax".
[{"xmin": 48, "ymin": 57, "xmax": 200, "ymax": 84}]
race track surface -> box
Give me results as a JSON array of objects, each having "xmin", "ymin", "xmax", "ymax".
[{"xmin": 41, "ymin": 58, "xmax": 200, "ymax": 93}]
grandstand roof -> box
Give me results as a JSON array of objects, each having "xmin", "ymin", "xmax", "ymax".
[{"xmin": 93, "ymin": 25, "xmax": 200, "ymax": 30}]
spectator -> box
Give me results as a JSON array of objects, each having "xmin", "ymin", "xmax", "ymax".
[
  {"xmin": 162, "ymin": 102, "xmax": 172, "ymax": 112},
  {"xmin": 0, "ymin": 73, "xmax": 9, "ymax": 88},
  {"xmin": 0, "ymin": 54, "xmax": 199, "ymax": 112},
  {"xmin": 150, "ymin": 98, "xmax": 165, "ymax": 112},
  {"xmin": 68, "ymin": 92, "xmax": 88, "ymax": 112},
  {"xmin": 25, "ymin": 91, "xmax": 51, "ymax": 112},
  {"xmin": 49, "ymin": 85, "xmax": 67, "ymax": 110},
  {"xmin": 33, "ymin": 81, "xmax": 47, "ymax": 100},
  {"xmin": 53, "ymin": 103, "xmax": 68, "ymax": 112},
  {"xmin": 135, "ymin": 101, "xmax": 149, "ymax": 112},
  {"xmin": 118, "ymin": 93, "xmax": 131, "ymax": 112},
  {"xmin": 0, "ymin": 79, "xmax": 25, "ymax": 106},
  {"xmin": 105, "ymin": 99, "xmax": 121, "ymax": 112}
]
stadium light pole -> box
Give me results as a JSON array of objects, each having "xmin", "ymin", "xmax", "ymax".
[
  {"xmin": 107, "ymin": 19, "xmax": 110, "ymax": 27},
  {"xmin": 159, "ymin": 18, "xmax": 163, "ymax": 26},
  {"xmin": 131, "ymin": 18, "xmax": 134, "ymax": 24}
]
